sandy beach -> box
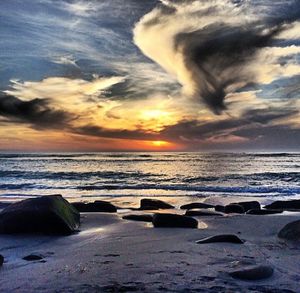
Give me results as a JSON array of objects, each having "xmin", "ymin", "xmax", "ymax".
[{"xmin": 1, "ymin": 196, "xmax": 300, "ymax": 293}]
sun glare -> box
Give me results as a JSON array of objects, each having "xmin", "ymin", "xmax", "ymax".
[
  {"xmin": 151, "ymin": 140, "xmax": 168, "ymax": 147},
  {"xmin": 140, "ymin": 109, "xmax": 169, "ymax": 120}
]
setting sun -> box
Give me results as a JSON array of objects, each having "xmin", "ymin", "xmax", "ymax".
[{"xmin": 151, "ymin": 140, "xmax": 168, "ymax": 147}]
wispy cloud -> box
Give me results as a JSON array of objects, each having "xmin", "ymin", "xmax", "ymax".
[{"xmin": 134, "ymin": 0, "xmax": 300, "ymax": 113}]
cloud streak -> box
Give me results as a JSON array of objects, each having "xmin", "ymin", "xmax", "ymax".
[
  {"xmin": 134, "ymin": 0, "xmax": 300, "ymax": 113},
  {"xmin": 0, "ymin": 93, "xmax": 73, "ymax": 129}
]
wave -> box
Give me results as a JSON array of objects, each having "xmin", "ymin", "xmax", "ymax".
[
  {"xmin": 1, "ymin": 170, "xmax": 299, "ymax": 184},
  {"xmin": 76, "ymin": 183, "xmax": 300, "ymax": 195},
  {"xmin": 0, "ymin": 170, "xmax": 165, "ymax": 181},
  {"xmin": 0, "ymin": 183, "xmax": 36, "ymax": 190},
  {"xmin": 183, "ymin": 172, "xmax": 300, "ymax": 183},
  {"xmin": 249, "ymin": 153, "xmax": 299, "ymax": 157},
  {"xmin": 2, "ymin": 182, "xmax": 299, "ymax": 195}
]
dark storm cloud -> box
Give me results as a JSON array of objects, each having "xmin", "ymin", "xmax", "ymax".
[
  {"xmin": 176, "ymin": 26, "xmax": 279, "ymax": 113},
  {"xmin": 0, "ymin": 93, "xmax": 73, "ymax": 129},
  {"xmin": 75, "ymin": 125, "xmax": 157, "ymax": 141},
  {"xmin": 231, "ymin": 124, "xmax": 300, "ymax": 150},
  {"xmin": 74, "ymin": 107, "xmax": 299, "ymax": 148},
  {"xmin": 174, "ymin": 0, "xmax": 300, "ymax": 113},
  {"xmin": 159, "ymin": 107, "xmax": 299, "ymax": 142}
]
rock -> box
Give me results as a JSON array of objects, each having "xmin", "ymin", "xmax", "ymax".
[
  {"xmin": 185, "ymin": 209, "xmax": 223, "ymax": 217},
  {"xmin": 152, "ymin": 213, "xmax": 198, "ymax": 228},
  {"xmin": 224, "ymin": 204, "xmax": 245, "ymax": 214},
  {"xmin": 140, "ymin": 199, "xmax": 174, "ymax": 210},
  {"xmin": 72, "ymin": 200, "xmax": 117, "ymax": 213},
  {"xmin": 180, "ymin": 202, "xmax": 214, "ymax": 210},
  {"xmin": 246, "ymin": 209, "xmax": 283, "ymax": 215},
  {"xmin": 234, "ymin": 201, "xmax": 260, "ymax": 212},
  {"xmin": 196, "ymin": 234, "xmax": 244, "ymax": 244},
  {"xmin": 0, "ymin": 195, "xmax": 80, "ymax": 235},
  {"xmin": 23, "ymin": 254, "xmax": 44, "ymax": 261},
  {"xmin": 265, "ymin": 200, "xmax": 300, "ymax": 211},
  {"xmin": 215, "ymin": 205, "xmax": 225, "ymax": 212},
  {"xmin": 278, "ymin": 220, "xmax": 300, "ymax": 240},
  {"xmin": 122, "ymin": 214, "xmax": 153, "ymax": 222},
  {"xmin": 0, "ymin": 255, "xmax": 3, "ymax": 266},
  {"xmin": 138, "ymin": 206, "xmax": 160, "ymax": 211},
  {"xmin": 229, "ymin": 265, "xmax": 274, "ymax": 280}
]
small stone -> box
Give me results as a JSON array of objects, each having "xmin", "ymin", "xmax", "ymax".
[
  {"xmin": 196, "ymin": 234, "xmax": 244, "ymax": 244},
  {"xmin": 152, "ymin": 213, "xmax": 198, "ymax": 228},
  {"xmin": 278, "ymin": 220, "xmax": 300, "ymax": 240},
  {"xmin": 23, "ymin": 254, "xmax": 44, "ymax": 261},
  {"xmin": 140, "ymin": 199, "xmax": 174, "ymax": 210},
  {"xmin": 233, "ymin": 201, "xmax": 260, "ymax": 212},
  {"xmin": 224, "ymin": 204, "xmax": 245, "ymax": 214},
  {"xmin": 265, "ymin": 200, "xmax": 300, "ymax": 211},
  {"xmin": 180, "ymin": 203, "xmax": 214, "ymax": 210},
  {"xmin": 72, "ymin": 201, "xmax": 117, "ymax": 213},
  {"xmin": 229, "ymin": 265, "xmax": 274, "ymax": 280}
]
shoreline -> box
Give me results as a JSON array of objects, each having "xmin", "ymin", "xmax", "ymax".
[{"xmin": 0, "ymin": 196, "xmax": 300, "ymax": 292}]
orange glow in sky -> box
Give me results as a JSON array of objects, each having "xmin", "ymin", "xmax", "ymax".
[
  {"xmin": 143, "ymin": 140, "xmax": 182, "ymax": 151},
  {"xmin": 151, "ymin": 140, "xmax": 169, "ymax": 147}
]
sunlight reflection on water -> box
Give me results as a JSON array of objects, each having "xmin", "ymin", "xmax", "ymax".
[{"xmin": 0, "ymin": 152, "xmax": 299, "ymax": 202}]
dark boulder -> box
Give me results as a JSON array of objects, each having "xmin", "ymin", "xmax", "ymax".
[
  {"xmin": 140, "ymin": 199, "xmax": 174, "ymax": 210},
  {"xmin": 246, "ymin": 209, "xmax": 283, "ymax": 215},
  {"xmin": 180, "ymin": 202, "xmax": 214, "ymax": 210},
  {"xmin": 152, "ymin": 213, "xmax": 198, "ymax": 228},
  {"xmin": 278, "ymin": 220, "xmax": 300, "ymax": 240},
  {"xmin": 72, "ymin": 200, "xmax": 117, "ymax": 213},
  {"xmin": 122, "ymin": 214, "xmax": 153, "ymax": 222},
  {"xmin": 23, "ymin": 254, "xmax": 44, "ymax": 261},
  {"xmin": 265, "ymin": 200, "xmax": 300, "ymax": 211},
  {"xmin": 224, "ymin": 204, "xmax": 245, "ymax": 214},
  {"xmin": 215, "ymin": 205, "xmax": 225, "ymax": 212},
  {"xmin": 234, "ymin": 201, "xmax": 260, "ymax": 212},
  {"xmin": 0, "ymin": 255, "xmax": 3, "ymax": 267},
  {"xmin": 196, "ymin": 234, "xmax": 244, "ymax": 244},
  {"xmin": 185, "ymin": 209, "xmax": 223, "ymax": 217},
  {"xmin": 229, "ymin": 265, "xmax": 274, "ymax": 280},
  {"xmin": 0, "ymin": 195, "xmax": 80, "ymax": 235}
]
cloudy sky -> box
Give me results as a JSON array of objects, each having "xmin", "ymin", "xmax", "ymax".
[{"xmin": 0, "ymin": 0, "xmax": 300, "ymax": 151}]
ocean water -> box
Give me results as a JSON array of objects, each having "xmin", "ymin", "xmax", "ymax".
[{"xmin": 0, "ymin": 152, "xmax": 300, "ymax": 202}]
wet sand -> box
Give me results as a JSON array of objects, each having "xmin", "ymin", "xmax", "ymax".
[{"xmin": 0, "ymin": 197, "xmax": 300, "ymax": 292}]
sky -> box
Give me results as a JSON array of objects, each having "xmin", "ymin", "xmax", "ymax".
[{"xmin": 0, "ymin": 0, "xmax": 300, "ymax": 152}]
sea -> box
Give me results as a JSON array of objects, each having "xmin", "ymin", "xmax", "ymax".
[{"xmin": 0, "ymin": 152, "xmax": 300, "ymax": 203}]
